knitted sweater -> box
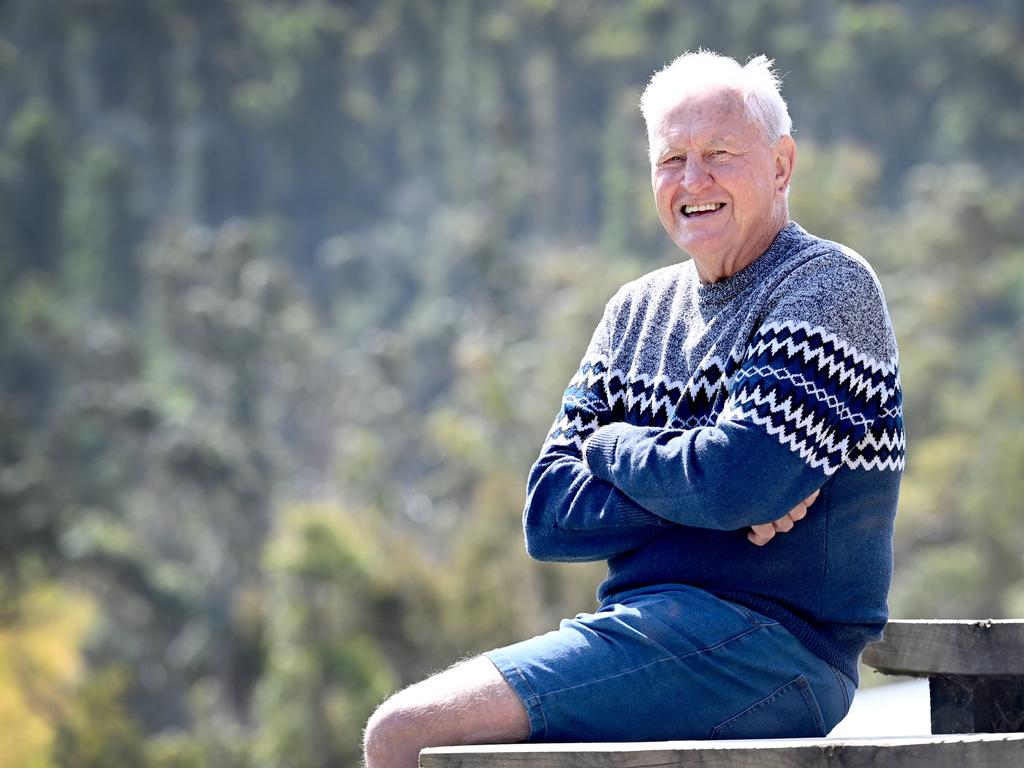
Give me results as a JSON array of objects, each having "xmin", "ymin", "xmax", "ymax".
[{"xmin": 523, "ymin": 222, "xmax": 905, "ymax": 682}]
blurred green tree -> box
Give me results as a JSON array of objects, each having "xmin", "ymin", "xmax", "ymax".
[{"xmin": 0, "ymin": 2, "xmax": 1022, "ymax": 765}]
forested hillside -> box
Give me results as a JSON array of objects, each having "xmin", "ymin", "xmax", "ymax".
[{"xmin": 2, "ymin": 1, "xmax": 1023, "ymax": 766}]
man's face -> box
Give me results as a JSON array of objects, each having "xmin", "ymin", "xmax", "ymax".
[{"xmin": 648, "ymin": 87, "xmax": 794, "ymax": 281}]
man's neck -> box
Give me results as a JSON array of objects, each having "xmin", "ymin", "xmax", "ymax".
[{"xmin": 693, "ymin": 208, "xmax": 789, "ymax": 284}]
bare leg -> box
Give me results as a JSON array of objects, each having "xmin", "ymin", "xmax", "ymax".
[{"xmin": 363, "ymin": 655, "xmax": 530, "ymax": 768}]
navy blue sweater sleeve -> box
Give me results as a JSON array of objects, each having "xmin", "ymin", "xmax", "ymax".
[
  {"xmin": 523, "ymin": 297, "xmax": 670, "ymax": 562},
  {"xmin": 583, "ymin": 255, "xmax": 901, "ymax": 530}
]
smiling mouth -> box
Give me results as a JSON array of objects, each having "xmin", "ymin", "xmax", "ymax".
[{"xmin": 682, "ymin": 203, "xmax": 726, "ymax": 217}]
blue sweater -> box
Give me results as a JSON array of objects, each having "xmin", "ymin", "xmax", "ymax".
[{"xmin": 523, "ymin": 222, "xmax": 905, "ymax": 682}]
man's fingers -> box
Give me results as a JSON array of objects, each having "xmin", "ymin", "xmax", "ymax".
[
  {"xmin": 748, "ymin": 523, "xmax": 775, "ymax": 547},
  {"xmin": 772, "ymin": 515, "xmax": 794, "ymax": 533},
  {"xmin": 788, "ymin": 489, "xmax": 820, "ymax": 522},
  {"xmin": 750, "ymin": 490, "xmax": 821, "ymax": 546}
]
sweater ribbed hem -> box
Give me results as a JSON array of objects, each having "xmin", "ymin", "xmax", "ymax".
[
  {"xmin": 716, "ymin": 590, "xmax": 881, "ymax": 684},
  {"xmin": 583, "ymin": 424, "xmax": 625, "ymax": 481}
]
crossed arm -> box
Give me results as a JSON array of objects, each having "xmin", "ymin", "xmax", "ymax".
[
  {"xmin": 524, "ymin": 259, "xmax": 896, "ymax": 562},
  {"xmin": 523, "ymin": 415, "xmax": 825, "ymax": 562}
]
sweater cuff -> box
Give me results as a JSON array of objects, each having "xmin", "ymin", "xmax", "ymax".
[{"xmin": 584, "ymin": 423, "xmax": 628, "ymax": 481}]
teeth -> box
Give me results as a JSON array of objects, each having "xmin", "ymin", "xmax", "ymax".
[{"xmin": 683, "ymin": 203, "xmax": 724, "ymax": 215}]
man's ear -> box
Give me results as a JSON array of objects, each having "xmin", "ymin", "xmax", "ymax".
[{"xmin": 774, "ymin": 135, "xmax": 796, "ymax": 193}]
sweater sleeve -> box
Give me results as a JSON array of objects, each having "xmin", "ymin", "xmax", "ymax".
[
  {"xmin": 583, "ymin": 252, "xmax": 904, "ymax": 530},
  {"xmin": 523, "ymin": 293, "xmax": 671, "ymax": 563}
]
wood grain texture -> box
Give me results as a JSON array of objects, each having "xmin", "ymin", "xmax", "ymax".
[
  {"xmin": 861, "ymin": 620, "xmax": 1024, "ymax": 676},
  {"xmin": 930, "ymin": 674, "xmax": 1024, "ymax": 733},
  {"xmin": 420, "ymin": 733, "xmax": 1024, "ymax": 768}
]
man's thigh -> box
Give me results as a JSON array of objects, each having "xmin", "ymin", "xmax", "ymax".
[{"xmin": 483, "ymin": 585, "xmax": 851, "ymax": 742}]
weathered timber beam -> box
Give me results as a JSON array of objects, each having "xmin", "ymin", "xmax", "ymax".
[
  {"xmin": 928, "ymin": 674, "xmax": 1024, "ymax": 734},
  {"xmin": 861, "ymin": 620, "xmax": 1024, "ymax": 676},
  {"xmin": 420, "ymin": 733, "xmax": 1024, "ymax": 768},
  {"xmin": 861, "ymin": 619, "xmax": 1024, "ymax": 733}
]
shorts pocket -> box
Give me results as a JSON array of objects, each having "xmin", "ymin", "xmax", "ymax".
[{"xmin": 710, "ymin": 674, "xmax": 827, "ymax": 740}]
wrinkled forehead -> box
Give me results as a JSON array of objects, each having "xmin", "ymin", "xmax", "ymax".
[
  {"xmin": 647, "ymin": 91, "xmax": 763, "ymax": 160},
  {"xmin": 647, "ymin": 85, "xmax": 752, "ymax": 138}
]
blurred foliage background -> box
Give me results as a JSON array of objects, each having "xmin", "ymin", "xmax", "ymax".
[{"xmin": 1, "ymin": 1, "xmax": 1023, "ymax": 766}]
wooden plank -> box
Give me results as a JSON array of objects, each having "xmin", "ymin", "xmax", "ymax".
[
  {"xmin": 930, "ymin": 675, "xmax": 1024, "ymax": 733},
  {"xmin": 421, "ymin": 733, "xmax": 1024, "ymax": 768},
  {"xmin": 861, "ymin": 620, "xmax": 1024, "ymax": 676}
]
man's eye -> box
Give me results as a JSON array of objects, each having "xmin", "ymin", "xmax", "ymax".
[{"xmin": 710, "ymin": 149, "xmax": 730, "ymax": 159}]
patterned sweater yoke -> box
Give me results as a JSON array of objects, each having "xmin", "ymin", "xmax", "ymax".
[{"xmin": 523, "ymin": 222, "xmax": 905, "ymax": 682}]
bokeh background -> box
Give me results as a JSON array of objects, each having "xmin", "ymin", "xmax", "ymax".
[{"xmin": 2, "ymin": 1, "xmax": 1023, "ymax": 766}]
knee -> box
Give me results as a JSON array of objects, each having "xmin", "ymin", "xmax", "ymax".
[{"xmin": 363, "ymin": 694, "xmax": 424, "ymax": 768}]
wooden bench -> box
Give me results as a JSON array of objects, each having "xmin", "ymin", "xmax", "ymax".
[{"xmin": 421, "ymin": 619, "xmax": 1024, "ymax": 768}]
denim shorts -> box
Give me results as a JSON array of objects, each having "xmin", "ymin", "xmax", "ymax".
[{"xmin": 484, "ymin": 584, "xmax": 855, "ymax": 742}]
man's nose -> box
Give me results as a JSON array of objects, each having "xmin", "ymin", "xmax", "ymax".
[{"xmin": 681, "ymin": 157, "xmax": 712, "ymax": 191}]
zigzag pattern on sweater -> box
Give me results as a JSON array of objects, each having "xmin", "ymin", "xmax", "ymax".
[
  {"xmin": 547, "ymin": 320, "xmax": 904, "ymax": 473},
  {"xmin": 548, "ymin": 346, "xmax": 746, "ymax": 449},
  {"xmin": 745, "ymin": 320, "xmax": 898, "ymax": 403},
  {"xmin": 725, "ymin": 320, "xmax": 904, "ymax": 474},
  {"xmin": 547, "ymin": 358, "xmax": 610, "ymax": 449}
]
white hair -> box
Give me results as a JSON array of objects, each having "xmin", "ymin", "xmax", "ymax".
[{"xmin": 640, "ymin": 50, "xmax": 792, "ymax": 146}]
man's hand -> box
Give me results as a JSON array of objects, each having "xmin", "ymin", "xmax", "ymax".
[{"xmin": 747, "ymin": 490, "xmax": 820, "ymax": 546}]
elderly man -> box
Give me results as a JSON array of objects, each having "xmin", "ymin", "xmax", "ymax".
[{"xmin": 364, "ymin": 51, "xmax": 904, "ymax": 766}]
